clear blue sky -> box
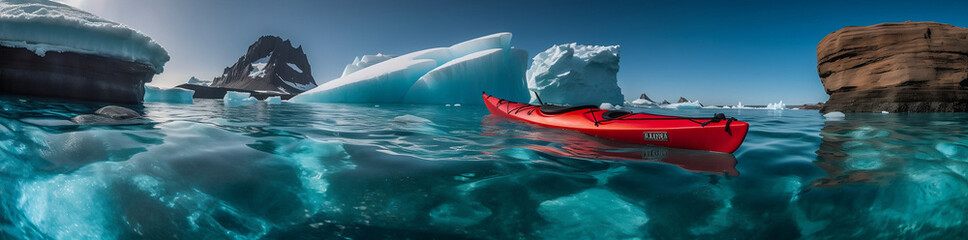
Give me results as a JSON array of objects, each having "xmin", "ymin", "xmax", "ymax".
[{"xmin": 59, "ymin": 0, "xmax": 968, "ymax": 105}]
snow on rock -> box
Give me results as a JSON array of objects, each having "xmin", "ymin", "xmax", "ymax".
[
  {"xmin": 286, "ymin": 63, "xmax": 303, "ymax": 73},
  {"xmin": 290, "ymin": 33, "xmax": 529, "ymax": 104},
  {"xmin": 660, "ymin": 100, "xmax": 703, "ymax": 109},
  {"xmin": 248, "ymin": 53, "xmax": 271, "ymax": 78},
  {"xmin": 186, "ymin": 76, "xmax": 211, "ymax": 86},
  {"xmin": 526, "ymin": 43, "xmax": 624, "ymax": 106},
  {"xmin": 144, "ymin": 86, "xmax": 194, "ymax": 104},
  {"xmin": 223, "ymin": 91, "xmax": 257, "ymax": 107},
  {"xmin": 630, "ymin": 98, "xmax": 653, "ymax": 105},
  {"xmin": 0, "ymin": 0, "xmax": 170, "ymax": 73},
  {"xmin": 341, "ymin": 53, "xmax": 394, "ymax": 77},
  {"xmin": 538, "ymin": 188, "xmax": 648, "ymax": 239}
]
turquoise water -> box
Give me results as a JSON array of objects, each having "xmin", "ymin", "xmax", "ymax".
[{"xmin": 1, "ymin": 97, "xmax": 967, "ymax": 239}]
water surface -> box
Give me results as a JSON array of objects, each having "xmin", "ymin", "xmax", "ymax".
[{"xmin": 1, "ymin": 97, "xmax": 967, "ymax": 239}]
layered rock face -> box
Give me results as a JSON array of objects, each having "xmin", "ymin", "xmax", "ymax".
[
  {"xmin": 0, "ymin": 46, "xmax": 155, "ymax": 104},
  {"xmin": 208, "ymin": 36, "xmax": 316, "ymax": 94},
  {"xmin": 0, "ymin": 0, "xmax": 169, "ymax": 104},
  {"xmin": 818, "ymin": 21, "xmax": 968, "ymax": 113}
]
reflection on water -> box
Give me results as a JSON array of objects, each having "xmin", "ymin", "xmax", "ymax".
[{"xmin": 1, "ymin": 96, "xmax": 967, "ymax": 239}]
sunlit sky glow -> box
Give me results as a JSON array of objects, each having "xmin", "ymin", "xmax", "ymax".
[{"xmin": 53, "ymin": 0, "xmax": 968, "ymax": 105}]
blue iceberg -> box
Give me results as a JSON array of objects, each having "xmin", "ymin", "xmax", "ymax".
[
  {"xmin": 290, "ymin": 33, "xmax": 529, "ymax": 104},
  {"xmin": 143, "ymin": 86, "xmax": 194, "ymax": 104}
]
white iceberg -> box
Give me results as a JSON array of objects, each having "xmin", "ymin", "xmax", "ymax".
[
  {"xmin": 766, "ymin": 101, "xmax": 786, "ymax": 110},
  {"xmin": 143, "ymin": 86, "xmax": 194, "ymax": 104},
  {"xmin": 341, "ymin": 53, "xmax": 394, "ymax": 77},
  {"xmin": 290, "ymin": 33, "xmax": 529, "ymax": 104},
  {"xmin": 527, "ymin": 43, "xmax": 624, "ymax": 106},
  {"xmin": 223, "ymin": 91, "xmax": 257, "ymax": 107},
  {"xmin": 0, "ymin": 0, "xmax": 170, "ymax": 73}
]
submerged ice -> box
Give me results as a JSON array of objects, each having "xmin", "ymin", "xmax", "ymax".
[{"xmin": 290, "ymin": 33, "xmax": 529, "ymax": 104}]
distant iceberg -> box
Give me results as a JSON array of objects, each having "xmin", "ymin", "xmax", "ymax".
[
  {"xmin": 0, "ymin": 0, "xmax": 169, "ymax": 73},
  {"xmin": 291, "ymin": 33, "xmax": 529, "ymax": 104},
  {"xmin": 527, "ymin": 43, "xmax": 624, "ymax": 106},
  {"xmin": 223, "ymin": 91, "xmax": 257, "ymax": 107},
  {"xmin": 766, "ymin": 101, "xmax": 786, "ymax": 110}
]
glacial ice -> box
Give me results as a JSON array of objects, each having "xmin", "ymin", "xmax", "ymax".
[
  {"xmin": 290, "ymin": 33, "xmax": 530, "ymax": 104},
  {"xmin": 405, "ymin": 48, "xmax": 529, "ymax": 104},
  {"xmin": 223, "ymin": 91, "xmax": 257, "ymax": 107},
  {"xmin": 341, "ymin": 53, "xmax": 394, "ymax": 77},
  {"xmin": 143, "ymin": 86, "xmax": 194, "ymax": 104},
  {"xmin": 527, "ymin": 43, "xmax": 624, "ymax": 106},
  {"xmin": 265, "ymin": 96, "xmax": 282, "ymax": 104},
  {"xmin": 766, "ymin": 101, "xmax": 786, "ymax": 110},
  {"xmin": 0, "ymin": 0, "xmax": 170, "ymax": 73}
]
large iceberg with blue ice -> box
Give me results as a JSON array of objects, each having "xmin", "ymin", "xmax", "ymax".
[
  {"xmin": 0, "ymin": 0, "xmax": 169, "ymax": 104},
  {"xmin": 290, "ymin": 33, "xmax": 530, "ymax": 104},
  {"xmin": 527, "ymin": 43, "xmax": 624, "ymax": 106}
]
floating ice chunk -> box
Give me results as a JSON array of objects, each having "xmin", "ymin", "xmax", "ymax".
[
  {"xmin": 265, "ymin": 96, "xmax": 282, "ymax": 104},
  {"xmin": 766, "ymin": 101, "xmax": 785, "ymax": 110},
  {"xmin": 341, "ymin": 53, "xmax": 394, "ymax": 77},
  {"xmin": 881, "ymin": 111, "xmax": 889, "ymax": 114},
  {"xmin": 823, "ymin": 111, "xmax": 845, "ymax": 120},
  {"xmin": 223, "ymin": 91, "xmax": 257, "ymax": 107},
  {"xmin": 599, "ymin": 103, "xmax": 615, "ymax": 109},
  {"xmin": 291, "ymin": 33, "xmax": 528, "ymax": 104},
  {"xmin": 454, "ymin": 104, "xmax": 461, "ymax": 107},
  {"xmin": 660, "ymin": 100, "xmax": 702, "ymax": 109},
  {"xmin": 527, "ymin": 43, "xmax": 624, "ymax": 106},
  {"xmin": 538, "ymin": 188, "xmax": 648, "ymax": 239},
  {"xmin": 428, "ymin": 201, "xmax": 492, "ymax": 227},
  {"xmin": 144, "ymin": 86, "xmax": 194, "ymax": 104},
  {"xmin": 0, "ymin": 0, "xmax": 169, "ymax": 72}
]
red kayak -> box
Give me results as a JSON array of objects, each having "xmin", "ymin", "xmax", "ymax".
[{"xmin": 483, "ymin": 93, "xmax": 749, "ymax": 153}]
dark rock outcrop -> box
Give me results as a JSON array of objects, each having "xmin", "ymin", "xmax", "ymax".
[
  {"xmin": 677, "ymin": 97, "xmax": 690, "ymax": 103},
  {"xmin": 0, "ymin": 46, "xmax": 155, "ymax": 104},
  {"xmin": 214, "ymin": 36, "xmax": 315, "ymax": 94},
  {"xmin": 817, "ymin": 21, "xmax": 968, "ymax": 113},
  {"xmin": 638, "ymin": 93, "xmax": 654, "ymax": 102},
  {"xmin": 661, "ymin": 100, "xmax": 671, "ymax": 105},
  {"xmin": 177, "ymin": 84, "xmax": 295, "ymax": 100}
]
